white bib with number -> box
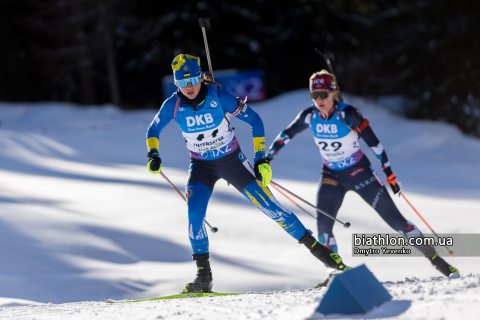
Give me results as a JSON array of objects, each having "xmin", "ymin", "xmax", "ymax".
[
  {"xmin": 175, "ymin": 85, "xmax": 236, "ymax": 160},
  {"xmin": 308, "ymin": 102, "xmax": 364, "ymax": 170}
]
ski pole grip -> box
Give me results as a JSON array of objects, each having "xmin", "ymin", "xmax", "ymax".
[
  {"xmin": 323, "ymin": 52, "xmax": 335, "ymax": 61},
  {"xmin": 198, "ymin": 18, "xmax": 211, "ymax": 30},
  {"xmin": 314, "ymin": 49, "xmax": 335, "ymax": 62}
]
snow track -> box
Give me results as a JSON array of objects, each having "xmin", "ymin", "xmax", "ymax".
[
  {"xmin": 0, "ymin": 91, "xmax": 479, "ymax": 319},
  {"xmin": 1, "ymin": 275, "xmax": 479, "ymax": 319}
]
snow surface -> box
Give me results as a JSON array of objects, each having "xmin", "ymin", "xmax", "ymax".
[{"xmin": 0, "ymin": 90, "xmax": 479, "ymax": 319}]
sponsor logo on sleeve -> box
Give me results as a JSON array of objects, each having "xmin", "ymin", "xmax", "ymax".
[{"xmin": 210, "ymin": 101, "xmax": 217, "ymax": 108}]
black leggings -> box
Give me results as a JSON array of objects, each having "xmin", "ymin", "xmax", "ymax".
[{"xmin": 315, "ymin": 156, "xmax": 429, "ymax": 253}]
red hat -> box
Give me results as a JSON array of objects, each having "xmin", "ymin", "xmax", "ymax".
[{"xmin": 309, "ymin": 74, "xmax": 335, "ymax": 91}]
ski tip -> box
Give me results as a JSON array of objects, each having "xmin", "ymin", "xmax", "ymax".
[
  {"xmin": 448, "ymin": 273, "xmax": 460, "ymax": 279},
  {"xmin": 103, "ymin": 299, "xmax": 116, "ymax": 303},
  {"xmin": 326, "ymin": 267, "xmax": 342, "ymax": 275},
  {"xmin": 121, "ymin": 292, "xmax": 245, "ymax": 303}
]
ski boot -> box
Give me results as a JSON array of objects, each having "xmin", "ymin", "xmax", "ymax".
[
  {"xmin": 182, "ymin": 253, "xmax": 213, "ymax": 293},
  {"xmin": 431, "ymin": 253, "xmax": 459, "ymax": 277},
  {"xmin": 299, "ymin": 230, "xmax": 352, "ymax": 271}
]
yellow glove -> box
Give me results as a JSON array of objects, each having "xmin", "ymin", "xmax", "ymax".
[{"xmin": 254, "ymin": 160, "xmax": 272, "ymax": 186}]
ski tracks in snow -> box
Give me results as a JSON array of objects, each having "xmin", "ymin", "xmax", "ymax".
[{"xmin": 1, "ymin": 274, "xmax": 479, "ymax": 320}]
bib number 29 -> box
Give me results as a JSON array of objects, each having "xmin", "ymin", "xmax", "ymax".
[{"xmin": 318, "ymin": 141, "xmax": 342, "ymax": 151}]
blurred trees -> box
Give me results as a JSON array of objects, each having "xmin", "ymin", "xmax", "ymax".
[{"xmin": 0, "ymin": 0, "xmax": 478, "ymax": 136}]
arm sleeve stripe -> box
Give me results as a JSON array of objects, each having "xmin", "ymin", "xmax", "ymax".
[
  {"xmin": 305, "ymin": 113, "xmax": 312, "ymax": 126},
  {"xmin": 173, "ymin": 97, "xmax": 180, "ymax": 119},
  {"xmin": 147, "ymin": 137, "xmax": 160, "ymax": 151},
  {"xmin": 253, "ymin": 137, "xmax": 266, "ymax": 154},
  {"xmin": 229, "ymin": 98, "xmax": 245, "ymax": 117},
  {"xmin": 354, "ymin": 119, "xmax": 370, "ymax": 132}
]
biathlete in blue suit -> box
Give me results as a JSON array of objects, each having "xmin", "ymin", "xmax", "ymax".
[
  {"xmin": 146, "ymin": 55, "xmax": 353, "ymax": 293},
  {"xmin": 266, "ymin": 70, "xmax": 459, "ymax": 286}
]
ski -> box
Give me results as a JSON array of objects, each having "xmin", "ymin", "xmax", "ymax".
[
  {"xmin": 326, "ymin": 267, "xmax": 343, "ymax": 275},
  {"xmin": 103, "ymin": 292, "xmax": 244, "ymax": 303},
  {"xmin": 314, "ymin": 268, "xmax": 342, "ymax": 288}
]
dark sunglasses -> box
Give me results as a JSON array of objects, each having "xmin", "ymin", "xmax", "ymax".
[{"xmin": 310, "ymin": 91, "xmax": 330, "ymax": 100}]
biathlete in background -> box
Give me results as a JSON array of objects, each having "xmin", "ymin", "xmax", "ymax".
[
  {"xmin": 266, "ymin": 70, "xmax": 459, "ymax": 287},
  {"xmin": 146, "ymin": 55, "xmax": 353, "ymax": 293}
]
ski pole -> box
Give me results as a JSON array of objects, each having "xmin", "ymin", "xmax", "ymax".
[
  {"xmin": 160, "ymin": 172, "xmax": 218, "ymax": 233},
  {"xmin": 270, "ymin": 180, "xmax": 351, "ymax": 228},
  {"xmin": 315, "ymin": 48, "xmax": 336, "ymax": 75},
  {"xmin": 401, "ymin": 192, "xmax": 453, "ymax": 255},
  {"xmin": 314, "ymin": 49, "xmax": 344, "ymax": 103},
  {"xmin": 198, "ymin": 18, "xmax": 214, "ymax": 82},
  {"xmin": 270, "ymin": 183, "xmax": 316, "ymax": 219},
  {"xmin": 198, "ymin": 18, "xmax": 233, "ymax": 188}
]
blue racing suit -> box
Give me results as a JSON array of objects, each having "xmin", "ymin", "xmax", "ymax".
[{"xmin": 147, "ymin": 84, "xmax": 308, "ymax": 254}]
